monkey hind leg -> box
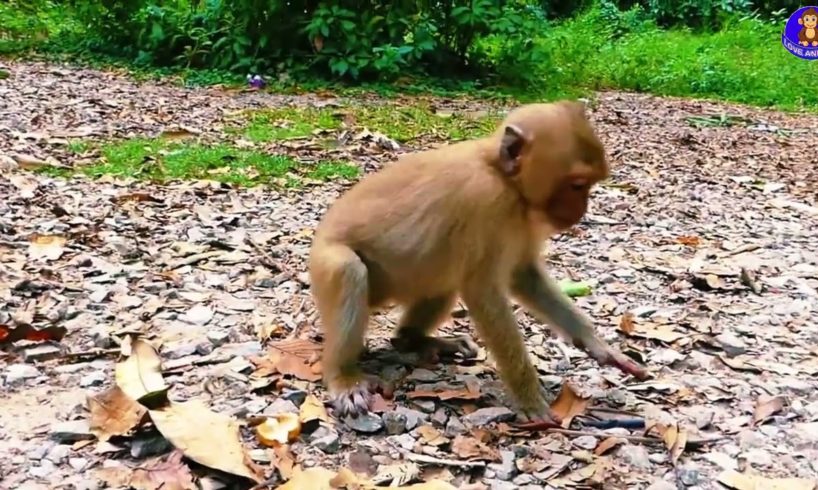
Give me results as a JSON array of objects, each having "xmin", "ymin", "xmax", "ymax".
[
  {"xmin": 391, "ymin": 294, "xmax": 480, "ymax": 364},
  {"xmin": 310, "ymin": 243, "xmax": 383, "ymax": 418}
]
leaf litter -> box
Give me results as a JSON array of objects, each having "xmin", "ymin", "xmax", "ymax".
[{"xmin": 1, "ymin": 60, "xmax": 817, "ymax": 488}]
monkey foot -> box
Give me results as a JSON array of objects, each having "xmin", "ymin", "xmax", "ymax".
[
  {"xmin": 391, "ymin": 334, "xmax": 479, "ymax": 364},
  {"xmin": 329, "ymin": 375, "xmax": 392, "ymax": 419}
]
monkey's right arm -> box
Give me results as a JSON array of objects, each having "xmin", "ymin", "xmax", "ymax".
[
  {"xmin": 511, "ymin": 263, "xmax": 649, "ymax": 380},
  {"xmin": 460, "ymin": 281, "xmax": 561, "ymax": 424}
]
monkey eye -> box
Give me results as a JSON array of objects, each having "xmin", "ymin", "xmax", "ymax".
[{"xmin": 569, "ymin": 179, "xmax": 590, "ymax": 191}]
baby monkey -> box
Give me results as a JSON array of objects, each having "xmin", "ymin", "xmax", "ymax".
[{"xmin": 309, "ymin": 101, "xmax": 648, "ymax": 424}]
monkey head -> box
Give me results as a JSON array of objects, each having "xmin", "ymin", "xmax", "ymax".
[
  {"xmin": 800, "ymin": 8, "xmax": 818, "ymax": 28},
  {"xmin": 495, "ymin": 101, "xmax": 609, "ymax": 231}
]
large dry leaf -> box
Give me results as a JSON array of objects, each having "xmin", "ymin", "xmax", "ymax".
[
  {"xmin": 0, "ymin": 324, "xmax": 67, "ymax": 344},
  {"xmin": 273, "ymin": 445, "xmax": 297, "ymax": 480},
  {"xmin": 266, "ymin": 338, "xmax": 323, "ymax": 382},
  {"xmin": 661, "ymin": 422, "xmax": 688, "ymax": 465},
  {"xmin": 115, "ymin": 337, "xmax": 169, "ymax": 404},
  {"xmin": 451, "ymin": 435, "xmax": 501, "ymax": 462},
  {"xmin": 622, "ymin": 322, "xmax": 687, "ymax": 343},
  {"xmin": 752, "ymin": 395, "xmax": 787, "ymax": 426},
  {"xmin": 717, "ymin": 470, "xmax": 816, "ymax": 490},
  {"xmin": 149, "ymin": 400, "xmax": 263, "ymax": 483},
  {"xmin": 28, "ymin": 233, "xmax": 67, "ymax": 261},
  {"xmin": 550, "ymin": 384, "xmax": 591, "ymax": 429},
  {"xmin": 88, "ymin": 386, "xmax": 149, "ymax": 441},
  {"xmin": 299, "ymin": 394, "xmax": 331, "ymax": 425},
  {"xmin": 256, "ymin": 413, "xmax": 301, "ymax": 447},
  {"xmin": 129, "ymin": 451, "xmax": 197, "ymax": 490}
]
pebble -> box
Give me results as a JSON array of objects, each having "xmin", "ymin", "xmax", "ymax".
[
  {"xmin": 487, "ymin": 479, "xmax": 516, "ymax": 490},
  {"xmin": 646, "ymin": 480, "xmax": 677, "ymax": 490},
  {"xmin": 743, "ymin": 448, "xmax": 773, "ymax": 467},
  {"xmin": 445, "ymin": 417, "xmax": 467, "ymax": 436},
  {"xmin": 488, "ymin": 450, "xmax": 517, "ymax": 480},
  {"xmin": 50, "ymin": 420, "xmax": 94, "ymax": 443},
  {"xmin": 463, "ymin": 407, "xmax": 515, "ymax": 426},
  {"xmin": 24, "ymin": 344, "xmax": 63, "ymax": 362},
  {"xmin": 678, "ymin": 465, "xmax": 700, "ymax": 486},
  {"xmin": 248, "ymin": 449, "xmax": 272, "ymax": 463},
  {"xmin": 313, "ymin": 431, "xmax": 341, "ymax": 454},
  {"xmin": 413, "ymin": 399, "xmax": 436, "ymax": 413},
  {"xmin": 27, "ymin": 444, "xmax": 51, "ymax": 460},
  {"xmin": 54, "ymin": 363, "xmax": 88, "ymax": 374},
  {"xmin": 619, "ymin": 444, "xmax": 653, "ymax": 470},
  {"xmin": 90, "ymin": 325, "xmax": 115, "ymax": 349},
  {"xmin": 28, "ymin": 459, "xmax": 56, "ymax": 479},
  {"xmin": 395, "ymin": 407, "xmax": 428, "ymax": 430},
  {"xmin": 241, "ymin": 398, "xmax": 269, "ymax": 415},
  {"xmin": 573, "ymin": 436, "xmax": 597, "ymax": 450},
  {"xmin": 382, "ymin": 411, "xmax": 408, "ymax": 435},
  {"xmin": 345, "ymin": 413, "xmax": 384, "ymax": 433},
  {"xmin": 715, "ymin": 332, "xmax": 747, "ymax": 356},
  {"xmin": 387, "ymin": 433, "xmax": 416, "ymax": 452},
  {"xmin": 69, "ymin": 457, "xmax": 89, "ymax": 471},
  {"xmin": 207, "ymin": 329, "xmax": 231, "ymax": 347},
  {"xmin": 163, "ymin": 342, "xmax": 198, "ymax": 360},
  {"xmin": 45, "ymin": 444, "xmax": 71, "ymax": 464},
  {"xmin": 794, "ymin": 422, "xmax": 818, "ymax": 443},
  {"xmin": 264, "ymin": 398, "xmax": 299, "ymax": 415},
  {"xmin": 431, "ymin": 407, "xmax": 448, "ymax": 426},
  {"xmin": 282, "ymin": 389, "xmax": 308, "ymax": 406},
  {"xmin": 79, "ymin": 371, "xmax": 107, "ymax": 387},
  {"xmin": 130, "ymin": 434, "xmax": 173, "ymax": 458},
  {"xmin": 5, "ymin": 364, "xmax": 41, "ymax": 384},
  {"xmin": 513, "ymin": 474, "xmax": 537, "ymax": 485},
  {"xmin": 738, "ymin": 430, "xmax": 766, "ymax": 449}
]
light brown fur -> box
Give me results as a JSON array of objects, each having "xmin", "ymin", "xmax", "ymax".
[{"xmin": 309, "ymin": 101, "xmax": 648, "ymax": 423}]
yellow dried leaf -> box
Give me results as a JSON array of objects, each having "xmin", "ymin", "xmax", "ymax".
[
  {"xmin": 256, "ymin": 413, "xmax": 302, "ymax": 447},
  {"xmin": 299, "ymin": 395, "xmax": 331, "ymax": 425},
  {"xmin": 717, "ymin": 470, "xmax": 816, "ymax": 490}
]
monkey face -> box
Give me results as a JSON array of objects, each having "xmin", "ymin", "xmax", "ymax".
[{"xmin": 805, "ymin": 14, "xmax": 818, "ymax": 28}]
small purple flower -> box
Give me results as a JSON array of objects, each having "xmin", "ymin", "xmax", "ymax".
[{"xmin": 247, "ymin": 74, "xmax": 266, "ymax": 89}]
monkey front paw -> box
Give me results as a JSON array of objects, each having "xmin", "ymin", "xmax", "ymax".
[
  {"xmin": 392, "ymin": 334, "xmax": 479, "ymax": 364},
  {"xmin": 585, "ymin": 342, "xmax": 649, "ymax": 380},
  {"xmin": 329, "ymin": 375, "xmax": 392, "ymax": 419}
]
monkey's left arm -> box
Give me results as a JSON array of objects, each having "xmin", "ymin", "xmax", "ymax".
[{"xmin": 511, "ymin": 263, "xmax": 649, "ymax": 379}]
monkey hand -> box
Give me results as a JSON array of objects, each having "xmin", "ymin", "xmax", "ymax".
[
  {"xmin": 582, "ymin": 339, "xmax": 649, "ymax": 380},
  {"xmin": 515, "ymin": 379, "xmax": 563, "ymax": 426}
]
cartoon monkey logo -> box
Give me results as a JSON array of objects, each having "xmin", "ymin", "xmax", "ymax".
[
  {"xmin": 798, "ymin": 7, "xmax": 818, "ymax": 46},
  {"xmin": 782, "ymin": 6, "xmax": 818, "ymax": 59}
]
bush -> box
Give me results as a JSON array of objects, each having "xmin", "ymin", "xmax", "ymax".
[{"xmin": 67, "ymin": 0, "xmax": 547, "ymax": 81}]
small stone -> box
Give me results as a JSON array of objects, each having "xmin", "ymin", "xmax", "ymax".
[
  {"xmin": 46, "ymin": 444, "xmax": 71, "ymax": 464},
  {"xmin": 248, "ymin": 449, "xmax": 272, "ymax": 463},
  {"xmin": 207, "ymin": 329, "xmax": 231, "ymax": 347},
  {"xmin": 54, "ymin": 363, "xmax": 88, "ymax": 374},
  {"xmin": 487, "ymin": 479, "xmax": 516, "ymax": 490},
  {"xmin": 383, "ymin": 411, "xmax": 408, "ymax": 435},
  {"xmin": 79, "ymin": 371, "xmax": 107, "ymax": 387},
  {"xmin": 130, "ymin": 433, "xmax": 173, "ymax": 458},
  {"xmin": 24, "ymin": 344, "xmax": 63, "ymax": 362},
  {"xmin": 313, "ymin": 431, "xmax": 341, "ymax": 454},
  {"xmin": 678, "ymin": 465, "xmax": 700, "ymax": 486},
  {"xmin": 241, "ymin": 398, "xmax": 269, "ymax": 416},
  {"xmin": 264, "ymin": 398, "xmax": 299, "ymax": 415},
  {"xmin": 5, "ymin": 363, "xmax": 41, "ymax": 384},
  {"xmin": 413, "ymin": 399, "xmax": 436, "ymax": 413},
  {"xmin": 163, "ymin": 341, "xmax": 198, "ymax": 360},
  {"xmin": 512, "ymin": 474, "xmax": 536, "ymax": 485},
  {"xmin": 395, "ymin": 407, "xmax": 428, "ymax": 430},
  {"xmin": 794, "ymin": 422, "xmax": 818, "ymax": 443},
  {"xmin": 463, "ymin": 407, "xmax": 515, "ymax": 426},
  {"xmin": 743, "ymin": 448, "xmax": 773, "ymax": 467},
  {"xmin": 488, "ymin": 450, "xmax": 517, "ymax": 480},
  {"xmin": 345, "ymin": 413, "xmax": 384, "ymax": 433},
  {"xmin": 646, "ymin": 481, "xmax": 676, "ymax": 490},
  {"xmin": 573, "ymin": 436, "xmax": 597, "ymax": 450},
  {"xmin": 195, "ymin": 341, "xmax": 213, "ymax": 356},
  {"xmin": 282, "ymin": 389, "xmax": 308, "ymax": 406},
  {"xmin": 649, "ymin": 452, "xmax": 668, "ymax": 464},
  {"xmin": 445, "ymin": 417, "xmax": 467, "ymax": 436},
  {"xmin": 619, "ymin": 444, "xmax": 652, "ymax": 470},
  {"xmin": 738, "ymin": 430, "xmax": 766, "ymax": 449},
  {"xmin": 28, "ymin": 444, "xmax": 52, "ymax": 460},
  {"xmin": 431, "ymin": 408, "xmax": 448, "ymax": 426},
  {"xmin": 407, "ymin": 368, "xmax": 439, "ymax": 382},
  {"xmin": 715, "ymin": 332, "xmax": 747, "ymax": 356},
  {"xmin": 90, "ymin": 325, "xmax": 115, "ymax": 349},
  {"xmin": 694, "ymin": 409, "xmax": 715, "ymax": 429},
  {"xmin": 68, "ymin": 457, "xmax": 89, "ymax": 471},
  {"xmin": 387, "ymin": 433, "xmax": 416, "ymax": 451},
  {"xmin": 50, "ymin": 420, "xmax": 94, "ymax": 443},
  {"xmin": 29, "ymin": 459, "xmax": 56, "ymax": 478}
]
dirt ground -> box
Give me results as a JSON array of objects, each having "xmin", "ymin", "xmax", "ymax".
[{"xmin": 1, "ymin": 60, "xmax": 817, "ymax": 490}]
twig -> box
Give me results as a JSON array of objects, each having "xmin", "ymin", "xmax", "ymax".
[
  {"xmin": 244, "ymin": 237, "xmax": 299, "ymax": 282},
  {"xmin": 406, "ymin": 452, "xmax": 486, "ymax": 469},
  {"xmin": 61, "ymin": 348, "xmax": 120, "ymax": 360}
]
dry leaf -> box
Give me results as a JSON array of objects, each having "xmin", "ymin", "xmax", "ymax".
[
  {"xmin": 417, "ymin": 425, "xmax": 448, "ymax": 446},
  {"xmin": 256, "ymin": 413, "xmax": 302, "ymax": 447},
  {"xmin": 676, "ymin": 235, "xmax": 700, "ymax": 247},
  {"xmin": 451, "ymin": 435, "xmax": 501, "ymax": 462},
  {"xmin": 717, "ymin": 470, "xmax": 816, "ymax": 490},
  {"xmin": 114, "ymin": 337, "xmax": 169, "ymax": 404},
  {"xmin": 619, "ymin": 312, "xmax": 635, "ymax": 334},
  {"xmin": 149, "ymin": 400, "xmax": 263, "ymax": 483},
  {"xmin": 624, "ymin": 322, "xmax": 687, "ymax": 343},
  {"xmin": 87, "ymin": 386, "xmax": 149, "ymax": 441},
  {"xmin": 550, "ymin": 384, "xmax": 591, "ymax": 429},
  {"xmin": 299, "ymin": 395, "xmax": 331, "ymax": 425},
  {"xmin": 276, "ymin": 466, "xmax": 339, "ymax": 490},
  {"xmin": 0, "ymin": 324, "xmax": 67, "ymax": 344},
  {"xmin": 406, "ymin": 385, "xmax": 481, "ymax": 401},
  {"xmin": 28, "ymin": 233, "xmax": 67, "ymax": 261},
  {"xmin": 594, "ymin": 437, "xmax": 626, "ymax": 455},
  {"xmin": 266, "ymin": 338, "xmax": 323, "ymax": 382},
  {"xmin": 661, "ymin": 422, "xmax": 688, "ymax": 464},
  {"xmin": 273, "ymin": 445, "xmax": 297, "ymax": 480},
  {"xmin": 373, "ymin": 462, "xmax": 421, "ymax": 486},
  {"xmin": 160, "ymin": 127, "xmax": 200, "ymax": 140},
  {"xmin": 752, "ymin": 395, "xmax": 787, "ymax": 426},
  {"xmin": 129, "ymin": 451, "xmax": 196, "ymax": 490}
]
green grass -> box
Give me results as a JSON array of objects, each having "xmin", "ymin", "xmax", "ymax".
[
  {"xmin": 234, "ymin": 103, "xmax": 502, "ymax": 144},
  {"xmin": 45, "ymin": 137, "xmax": 359, "ymax": 187}
]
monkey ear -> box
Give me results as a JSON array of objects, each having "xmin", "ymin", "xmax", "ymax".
[
  {"xmin": 499, "ymin": 124, "xmax": 526, "ymax": 175},
  {"xmin": 799, "ymin": 17, "xmax": 804, "ymax": 24}
]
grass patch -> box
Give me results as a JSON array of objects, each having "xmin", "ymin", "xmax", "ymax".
[
  {"xmin": 235, "ymin": 103, "xmax": 502, "ymax": 144},
  {"xmin": 45, "ymin": 137, "xmax": 358, "ymax": 187}
]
